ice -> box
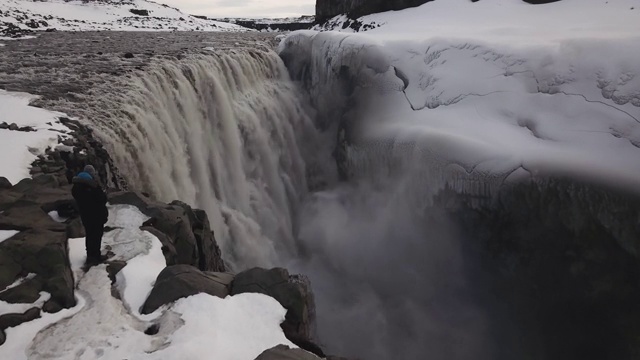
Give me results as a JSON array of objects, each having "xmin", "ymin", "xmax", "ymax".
[
  {"xmin": 0, "ymin": 230, "xmax": 19, "ymax": 244},
  {"xmin": 0, "ymin": 90, "xmax": 70, "ymax": 185}
]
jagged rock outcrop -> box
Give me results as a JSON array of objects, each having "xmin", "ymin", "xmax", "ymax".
[
  {"xmin": 0, "ymin": 176, "xmax": 76, "ymax": 312},
  {"xmin": 316, "ymin": 0, "xmax": 564, "ymax": 23},
  {"xmin": 0, "ymin": 307, "xmax": 41, "ymax": 345},
  {"xmin": 141, "ymin": 265, "xmax": 233, "ymax": 314},
  {"xmin": 108, "ymin": 192, "xmax": 226, "ymax": 272},
  {"xmin": 231, "ymin": 268, "xmax": 317, "ymax": 352},
  {"xmin": 316, "ymin": 0, "xmax": 434, "ymax": 22}
]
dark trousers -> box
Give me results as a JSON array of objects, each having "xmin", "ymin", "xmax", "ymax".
[{"xmin": 84, "ymin": 221, "xmax": 104, "ymax": 259}]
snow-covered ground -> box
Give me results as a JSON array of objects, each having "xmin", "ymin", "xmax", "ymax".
[
  {"xmin": 0, "ymin": 204, "xmax": 295, "ymax": 359},
  {"xmin": 0, "ymin": 0, "xmax": 246, "ymax": 34},
  {"xmin": 0, "ymin": 90, "xmax": 70, "ymax": 185},
  {"xmin": 284, "ymin": 0, "xmax": 640, "ymax": 196}
]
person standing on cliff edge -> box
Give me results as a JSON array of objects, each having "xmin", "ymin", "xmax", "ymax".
[{"xmin": 71, "ymin": 165, "xmax": 109, "ymax": 267}]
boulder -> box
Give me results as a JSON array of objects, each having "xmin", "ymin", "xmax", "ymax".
[
  {"xmin": 140, "ymin": 226, "xmax": 178, "ymax": 266},
  {"xmin": 0, "ymin": 229, "xmax": 75, "ymax": 308},
  {"xmin": 254, "ymin": 345, "xmax": 322, "ymax": 360},
  {"xmin": 66, "ymin": 217, "xmax": 85, "ymax": 239},
  {"xmin": 0, "ymin": 177, "xmax": 11, "ymax": 189},
  {"xmin": 231, "ymin": 268, "xmax": 316, "ymax": 344},
  {"xmin": 141, "ymin": 265, "xmax": 233, "ymax": 314},
  {"xmin": 129, "ymin": 9, "xmax": 150, "ymax": 16},
  {"xmin": 0, "ymin": 307, "xmax": 41, "ymax": 330},
  {"xmin": 316, "ymin": 0, "xmax": 434, "ymax": 22},
  {"xmin": 0, "ymin": 276, "xmax": 43, "ymax": 304},
  {"xmin": 0, "ymin": 204, "xmax": 66, "ymax": 232},
  {"xmin": 109, "ymin": 192, "xmax": 225, "ymax": 272}
]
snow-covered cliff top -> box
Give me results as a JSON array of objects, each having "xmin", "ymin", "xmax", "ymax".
[
  {"xmin": 320, "ymin": 0, "xmax": 639, "ymax": 43},
  {"xmin": 285, "ymin": 0, "xmax": 640, "ymax": 194},
  {"xmin": 0, "ymin": 0, "xmax": 246, "ymax": 34}
]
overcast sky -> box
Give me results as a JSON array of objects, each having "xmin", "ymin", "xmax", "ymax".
[{"xmin": 152, "ymin": 0, "xmax": 316, "ymax": 18}]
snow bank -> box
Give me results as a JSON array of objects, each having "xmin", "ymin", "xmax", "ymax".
[
  {"xmin": 140, "ymin": 293, "xmax": 296, "ymax": 360},
  {"xmin": 0, "ymin": 0, "xmax": 245, "ymax": 33},
  {"xmin": 0, "ymin": 90, "xmax": 70, "ymax": 185},
  {"xmin": 282, "ymin": 0, "xmax": 640, "ymax": 196},
  {"xmin": 0, "ymin": 230, "xmax": 19, "ymax": 244}
]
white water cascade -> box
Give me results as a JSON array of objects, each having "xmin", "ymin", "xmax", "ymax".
[{"xmin": 87, "ymin": 48, "xmax": 328, "ymax": 270}]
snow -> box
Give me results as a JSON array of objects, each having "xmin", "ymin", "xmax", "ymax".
[
  {"xmin": 0, "ymin": 0, "xmax": 246, "ymax": 33},
  {"xmin": 2, "ymin": 204, "xmax": 296, "ymax": 359},
  {"xmin": 48, "ymin": 210, "xmax": 68, "ymax": 223},
  {"xmin": 140, "ymin": 293, "xmax": 297, "ymax": 360},
  {"xmin": 0, "ymin": 90, "xmax": 70, "ymax": 185},
  {"xmin": 0, "ymin": 229, "xmax": 19, "ymax": 244},
  {"xmin": 283, "ymin": 0, "xmax": 640, "ymax": 195},
  {"xmin": 320, "ymin": 0, "xmax": 640, "ymax": 43},
  {"xmin": 0, "ymin": 292, "xmax": 50, "ymax": 317}
]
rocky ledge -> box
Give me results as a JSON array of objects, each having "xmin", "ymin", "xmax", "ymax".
[{"xmin": 0, "ymin": 119, "xmax": 336, "ymax": 359}]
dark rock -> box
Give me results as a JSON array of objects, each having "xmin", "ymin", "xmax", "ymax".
[
  {"xmin": 231, "ymin": 268, "xmax": 316, "ymax": 344},
  {"xmin": 316, "ymin": 0, "xmax": 433, "ymax": 22},
  {"xmin": 140, "ymin": 226, "xmax": 178, "ymax": 266},
  {"xmin": 66, "ymin": 217, "xmax": 85, "ymax": 238},
  {"xmin": 0, "ymin": 307, "xmax": 41, "ymax": 330},
  {"xmin": 56, "ymin": 117, "xmax": 127, "ymax": 190},
  {"xmin": 254, "ymin": 345, "xmax": 322, "ymax": 360},
  {"xmin": 110, "ymin": 192, "xmax": 225, "ymax": 272},
  {"xmin": 130, "ymin": 9, "xmax": 150, "ymax": 16},
  {"xmin": 0, "ymin": 122, "xmax": 8, "ymax": 129},
  {"xmin": 106, "ymin": 261, "xmax": 127, "ymax": 284},
  {"xmin": 0, "ymin": 249, "xmax": 22, "ymax": 290},
  {"xmin": 145, "ymin": 324, "xmax": 160, "ymax": 335},
  {"xmin": 8, "ymin": 123, "xmax": 18, "ymax": 131},
  {"xmin": 0, "ymin": 229, "xmax": 75, "ymax": 308},
  {"xmin": 45, "ymin": 28, "xmax": 57, "ymax": 32},
  {"xmin": 141, "ymin": 265, "xmax": 233, "ymax": 314},
  {"xmin": 32, "ymin": 174, "xmax": 60, "ymax": 188},
  {"xmin": 42, "ymin": 299, "xmax": 63, "ymax": 314},
  {"xmin": 0, "ymin": 329, "xmax": 5, "ymax": 346},
  {"xmin": 123, "ymin": 52, "xmax": 135, "ymax": 59},
  {"xmin": 0, "ymin": 276, "xmax": 43, "ymax": 304},
  {"xmin": 41, "ymin": 198, "xmax": 77, "ymax": 218},
  {"xmin": 0, "ymin": 205, "xmax": 66, "ymax": 232},
  {"xmin": 0, "ymin": 177, "xmax": 11, "ymax": 189}
]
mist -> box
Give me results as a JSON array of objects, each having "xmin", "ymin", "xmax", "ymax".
[{"xmin": 288, "ymin": 174, "xmax": 498, "ymax": 359}]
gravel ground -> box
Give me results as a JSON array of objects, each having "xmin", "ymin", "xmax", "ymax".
[{"xmin": 0, "ymin": 31, "xmax": 279, "ymax": 106}]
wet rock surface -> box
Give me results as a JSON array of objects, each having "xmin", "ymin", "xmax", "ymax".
[
  {"xmin": 231, "ymin": 268, "xmax": 318, "ymax": 354},
  {"xmin": 141, "ymin": 264, "xmax": 233, "ymax": 314},
  {"xmin": 109, "ymin": 192, "xmax": 226, "ymax": 272}
]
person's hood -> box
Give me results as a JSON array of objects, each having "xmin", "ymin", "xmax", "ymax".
[{"xmin": 72, "ymin": 172, "xmax": 99, "ymax": 188}]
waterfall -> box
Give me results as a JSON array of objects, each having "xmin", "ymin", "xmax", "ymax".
[{"xmin": 84, "ymin": 48, "xmax": 326, "ymax": 270}]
